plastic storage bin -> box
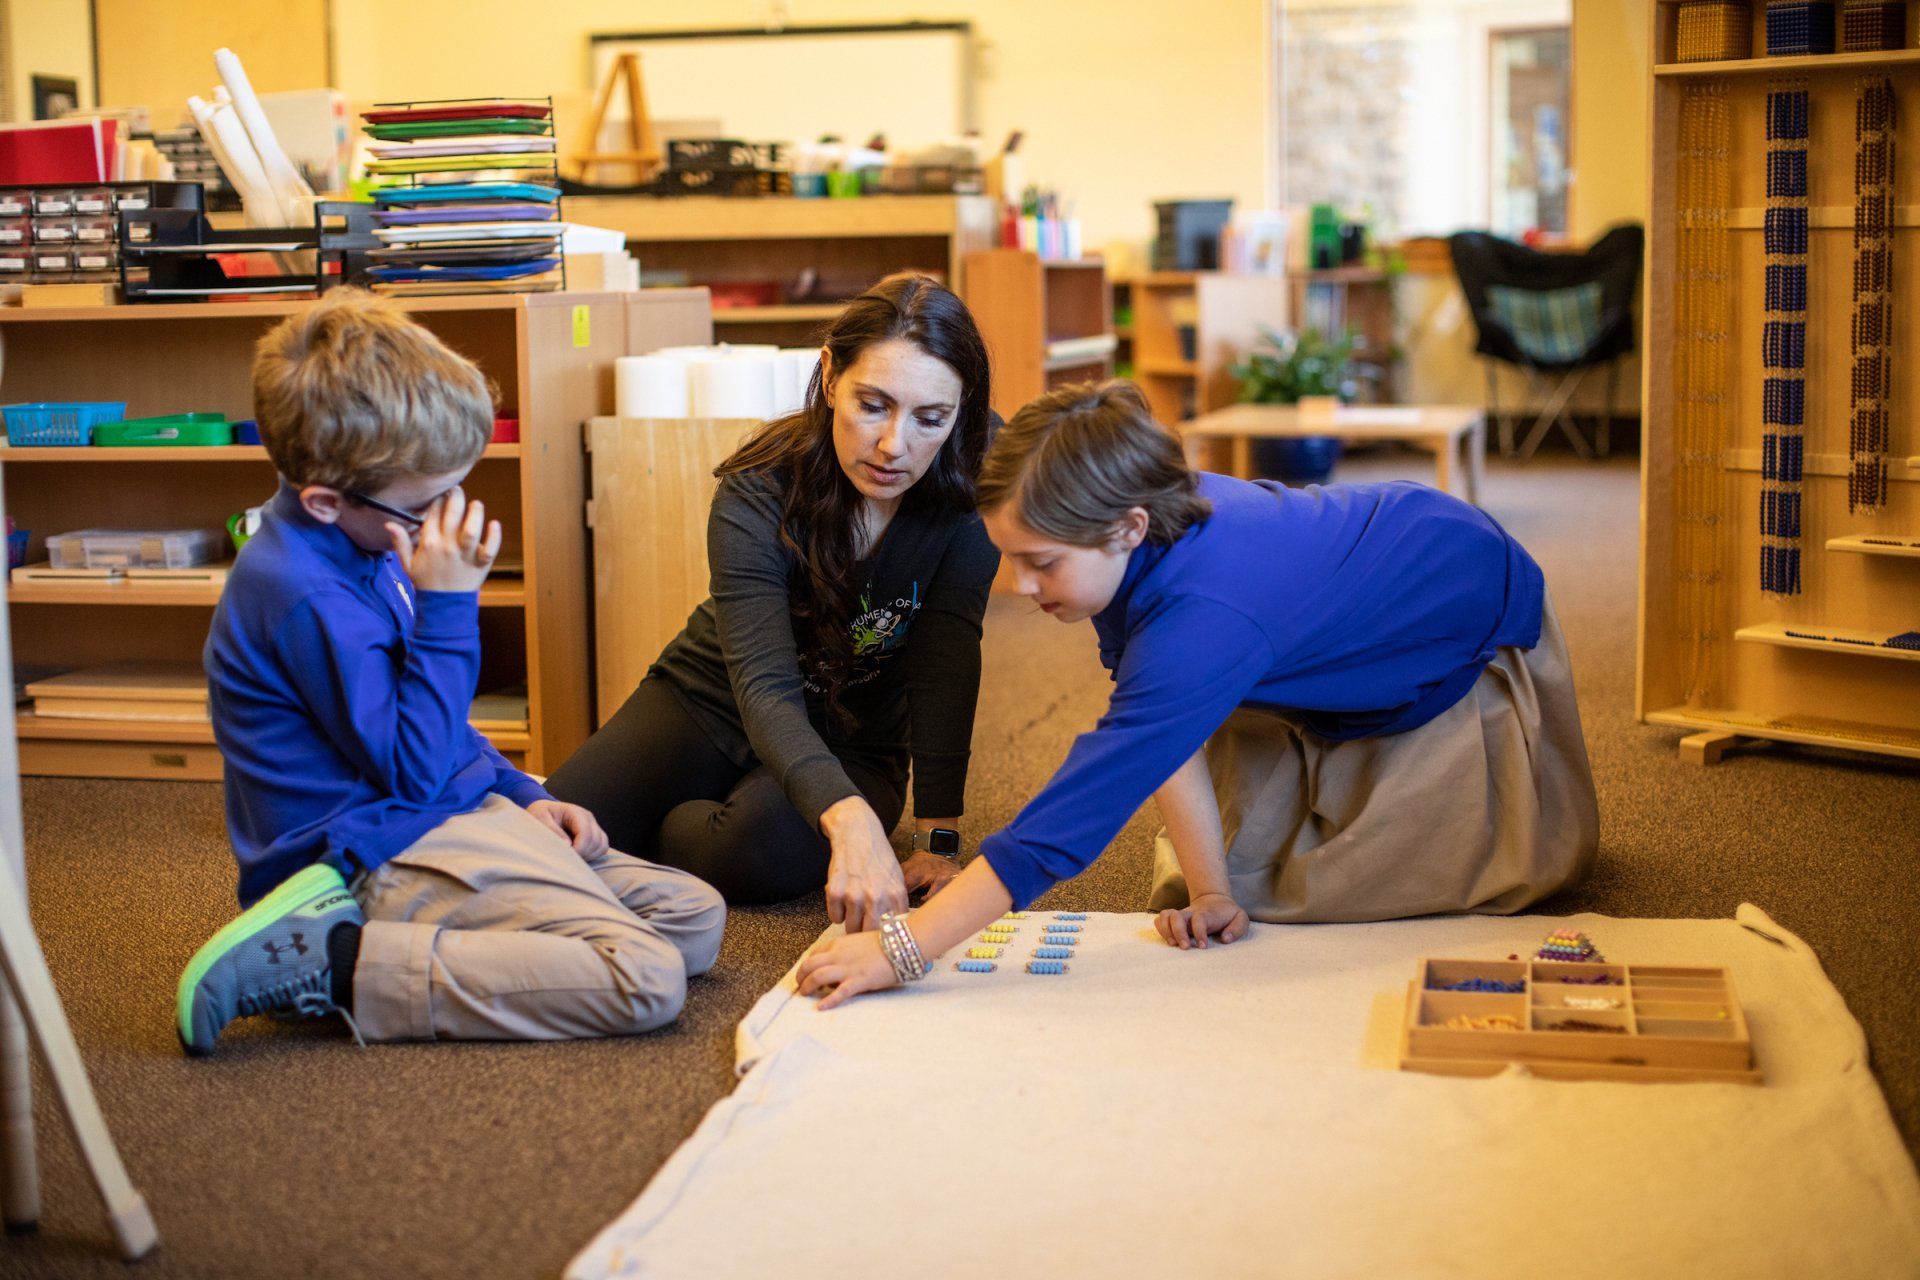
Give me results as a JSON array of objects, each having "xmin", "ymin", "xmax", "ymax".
[
  {"xmin": 46, "ymin": 527, "xmax": 224, "ymax": 570},
  {"xmin": 92, "ymin": 414, "xmax": 233, "ymax": 447},
  {"xmin": 1, "ymin": 401, "xmax": 127, "ymax": 446}
]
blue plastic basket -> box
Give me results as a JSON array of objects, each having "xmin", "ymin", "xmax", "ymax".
[{"xmin": 2, "ymin": 402, "xmax": 127, "ymax": 447}]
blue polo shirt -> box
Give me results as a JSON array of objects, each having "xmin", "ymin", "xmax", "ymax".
[
  {"xmin": 205, "ymin": 484, "xmax": 548, "ymax": 907},
  {"xmin": 978, "ymin": 473, "xmax": 1545, "ymax": 910}
]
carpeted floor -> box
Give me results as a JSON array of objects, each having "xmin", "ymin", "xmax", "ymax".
[{"xmin": 5, "ymin": 450, "xmax": 1917, "ymax": 1279}]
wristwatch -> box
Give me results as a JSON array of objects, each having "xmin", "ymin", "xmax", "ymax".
[{"xmin": 911, "ymin": 827, "xmax": 961, "ymax": 859}]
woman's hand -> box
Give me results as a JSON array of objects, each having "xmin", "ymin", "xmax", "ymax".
[
  {"xmin": 795, "ymin": 929, "xmax": 899, "ymax": 1010},
  {"xmin": 901, "ymin": 851, "xmax": 963, "ymax": 899},
  {"xmin": 527, "ymin": 798, "xmax": 610, "ymax": 860},
  {"xmin": 1155, "ymin": 891, "xmax": 1250, "ymax": 950},
  {"xmin": 819, "ymin": 796, "xmax": 908, "ymax": 933}
]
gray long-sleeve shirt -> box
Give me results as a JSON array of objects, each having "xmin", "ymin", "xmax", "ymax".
[{"xmin": 648, "ymin": 466, "xmax": 1000, "ymax": 827}]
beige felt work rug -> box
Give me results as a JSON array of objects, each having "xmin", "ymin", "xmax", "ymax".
[{"xmin": 568, "ymin": 907, "xmax": 1920, "ymax": 1279}]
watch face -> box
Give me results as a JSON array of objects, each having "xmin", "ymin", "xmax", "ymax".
[{"xmin": 928, "ymin": 827, "xmax": 961, "ymax": 857}]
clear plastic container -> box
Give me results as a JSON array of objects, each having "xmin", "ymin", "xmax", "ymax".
[
  {"xmin": 30, "ymin": 189, "xmax": 74, "ymax": 216},
  {"xmin": 46, "ymin": 528, "xmax": 224, "ymax": 570},
  {"xmin": 0, "ymin": 217, "xmax": 27, "ymax": 245}
]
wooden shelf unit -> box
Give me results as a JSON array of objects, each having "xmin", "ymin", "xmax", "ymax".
[
  {"xmin": 567, "ymin": 194, "xmax": 997, "ymax": 345},
  {"xmin": 1636, "ymin": 8, "xmax": 1920, "ymax": 764},
  {"xmin": 0, "ymin": 287, "xmax": 712, "ymax": 781},
  {"xmin": 962, "ymin": 249, "xmax": 1116, "ymax": 421},
  {"xmin": 1123, "ymin": 272, "xmax": 1290, "ymax": 439}
]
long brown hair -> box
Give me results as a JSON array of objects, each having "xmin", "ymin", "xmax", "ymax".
[{"xmin": 716, "ymin": 272, "xmax": 992, "ymax": 721}]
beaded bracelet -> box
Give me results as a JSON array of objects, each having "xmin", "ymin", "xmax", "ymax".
[{"xmin": 879, "ymin": 912, "xmax": 928, "ymax": 984}]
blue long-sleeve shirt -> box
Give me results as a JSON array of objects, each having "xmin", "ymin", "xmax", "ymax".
[
  {"xmin": 205, "ymin": 484, "xmax": 548, "ymax": 907},
  {"xmin": 978, "ymin": 474, "xmax": 1545, "ymax": 910}
]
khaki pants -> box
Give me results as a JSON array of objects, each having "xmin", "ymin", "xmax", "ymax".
[
  {"xmin": 350, "ymin": 795, "xmax": 727, "ymax": 1041},
  {"xmin": 1150, "ymin": 594, "xmax": 1599, "ymax": 923}
]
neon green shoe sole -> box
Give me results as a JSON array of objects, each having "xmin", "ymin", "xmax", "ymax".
[{"xmin": 176, "ymin": 863, "xmax": 362, "ymax": 1055}]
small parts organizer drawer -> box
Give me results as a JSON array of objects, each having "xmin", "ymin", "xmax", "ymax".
[{"xmin": 1401, "ymin": 958, "xmax": 1757, "ymax": 1084}]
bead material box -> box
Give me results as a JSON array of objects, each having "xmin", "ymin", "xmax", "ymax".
[{"xmin": 1400, "ymin": 958, "xmax": 1758, "ymax": 1084}]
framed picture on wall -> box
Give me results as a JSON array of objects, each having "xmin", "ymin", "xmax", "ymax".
[{"xmin": 32, "ymin": 75, "xmax": 80, "ymax": 120}]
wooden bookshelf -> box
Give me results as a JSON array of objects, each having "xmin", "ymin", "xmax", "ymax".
[
  {"xmin": 1636, "ymin": 4, "xmax": 1920, "ymax": 764},
  {"xmin": 567, "ymin": 194, "xmax": 997, "ymax": 345},
  {"xmin": 962, "ymin": 249, "xmax": 1117, "ymax": 421},
  {"xmin": 1124, "ymin": 272, "xmax": 1290, "ymax": 439},
  {"xmin": 0, "ymin": 287, "xmax": 712, "ymax": 780}
]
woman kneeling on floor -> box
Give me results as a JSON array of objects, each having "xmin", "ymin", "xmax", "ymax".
[{"xmin": 798, "ymin": 379, "xmax": 1598, "ymax": 1006}]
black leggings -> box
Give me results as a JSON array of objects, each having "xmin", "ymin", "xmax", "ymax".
[{"xmin": 542, "ymin": 677, "xmax": 907, "ymax": 905}]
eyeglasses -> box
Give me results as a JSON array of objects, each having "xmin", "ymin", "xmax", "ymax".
[{"xmin": 347, "ymin": 491, "xmax": 429, "ymax": 528}]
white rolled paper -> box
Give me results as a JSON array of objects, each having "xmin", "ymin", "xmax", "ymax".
[
  {"xmin": 215, "ymin": 48, "xmax": 315, "ymax": 227},
  {"xmin": 689, "ymin": 356, "xmax": 777, "ymax": 420},
  {"xmin": 777, "ymin": 348, "xmax": 821, "ymax": 415},
  {"xmin": 615, "ymin": 355, "xmax": 692, "ymax": 418}
]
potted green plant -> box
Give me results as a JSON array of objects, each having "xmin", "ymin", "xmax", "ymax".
[{"xmin": 1231, "ymin": 325, "xmax": 1362, "ymax": 484}]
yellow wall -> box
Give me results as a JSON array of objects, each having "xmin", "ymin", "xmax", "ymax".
[
  {"xmin": 1569, "ymin": 0, "xmax": 1650, "ymax": 241},
  {"xmin": 8, "ymin": 0, "xmax": 95, "ymax": 123},
  {"xmin": 326, "ymin": 0, "xmax": 1273, "ymax": 254},
  {"xmin": 94, "ymin": 0, "xmax": 330, "ymax": 125}
]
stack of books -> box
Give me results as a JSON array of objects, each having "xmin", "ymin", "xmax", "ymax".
[
  {"xmin": 362, "ymin": 99, "xmax": 564, "ymax": 297},
  {"xmin": 24, "ymin": 662, "xmax": 209, "ymax": 724}
]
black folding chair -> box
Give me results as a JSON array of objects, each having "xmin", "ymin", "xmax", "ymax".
[{"xmin": 1449, "ymin": 224, "xmax": 1643, "ymax": 459}]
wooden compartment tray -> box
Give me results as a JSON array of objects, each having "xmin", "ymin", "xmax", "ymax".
[{"xmin": 1399, "ymin": 958, "xmax": 1759, "ymax": 1085}]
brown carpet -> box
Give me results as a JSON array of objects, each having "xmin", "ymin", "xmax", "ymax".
[{"xmin": 5, "ymin": 450, "xmax": 1917, "ymax": 1279}]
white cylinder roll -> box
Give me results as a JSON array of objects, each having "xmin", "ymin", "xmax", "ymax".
[
  {"xmin": 776, "ymin": 348, "xmax": 820, "ymax": 414},
  {"xmin": 688, "ymin": 356, "xmax": 777, "ymax": 420},
  {"xmin": 615, "ymin": 355, "xmax": 691, "ymax": 418}
]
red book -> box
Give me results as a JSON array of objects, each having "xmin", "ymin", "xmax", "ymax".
[{"xmin": 0, "ymin": 119, "xmax": 107, "ymax": 184}]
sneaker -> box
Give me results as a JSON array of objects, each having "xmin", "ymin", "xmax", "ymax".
[{"xmin": 176, "ymin": 863, "xmax": 365, "ymax": 1056}]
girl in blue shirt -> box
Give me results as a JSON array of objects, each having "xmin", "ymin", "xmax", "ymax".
[{"xmin": 798, "ymin": 380, "xmax": 1597, "ymax": 1006}]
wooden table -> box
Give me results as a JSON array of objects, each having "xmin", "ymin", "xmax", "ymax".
[{"xmin": 1179, "ymin": 404, "xmax": 1488, "ymax": 505}]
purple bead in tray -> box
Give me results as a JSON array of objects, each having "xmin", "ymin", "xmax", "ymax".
[{"xmin": 1886, "ymin": 631, "xmax": 1920, "ymax": 652}]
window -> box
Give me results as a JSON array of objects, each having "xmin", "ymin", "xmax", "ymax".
[{"xmin": 1276, "ymin": 1, "xmax": 1571, "ymax": 239}]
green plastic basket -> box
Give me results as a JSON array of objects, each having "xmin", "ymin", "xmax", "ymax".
[{"xmin": 92, "ymin": 413, "xmax": 233, "ymax": 447}]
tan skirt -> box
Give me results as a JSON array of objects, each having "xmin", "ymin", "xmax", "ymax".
[{"xmin": 1149, "ymin": 593, "xmax": 1599, "ymax": 923}]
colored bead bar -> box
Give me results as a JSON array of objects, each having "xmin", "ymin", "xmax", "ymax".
[
  {"xmin": 1040, "ymin": 935, "xmax": 1079, "ymax": 948},
  {"xmin": 1562, "ymin": 995, "xmax": 1624, "ymax": 1010},
  {"xmin": 965, "ymin": 946, "xmax": 1002, "ymax": 960},
  {"xmin": 1044, "ymin": 922, "xmax": 1082, "ymax": 932},
  {"xmin": 1543, "ymin": 1019, "xmax": 1628, "ymax": 1035},
  {"xmin": 1053, "ymin": 913, "xmax": 1088, "ymax": 921},
  {"xmin": 1433, "ymin": 978, "xmax": 1526, "ymax": 994},
  {"xmin": 1032, "ymin": 947, "xmax": 1074, "ymax": 960},
  {"xmin": 1440, "ymin": 1014, "xmax": 1523, "ymax": 1031},
  {"xmin": 1026, "ymin": 960, "xmax": 1068, "ymax": 975},
  {"xmin": 1535, "ymin": 929, "xmax": 1605, "ymax": 964},
  {"xmin": 1000, "ymin": 912, "xmax": 1029, "ymax": 920},
  {"xmin": 954, "ymin": 960, "xmax": 996, "ymax": 974}
]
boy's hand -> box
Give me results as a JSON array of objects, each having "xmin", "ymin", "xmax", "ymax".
[
  {"xmin": 795, "ymin": 929, "xmax": 899, "ymax": 1010},
  {"xmin": 1155, "ymin": 892, "xmax": 1250, "ymax": 950},
  {"xmin": 527, "ymin": 799, "xmax": 610, "ymax": 860},
  {"xmin": 387, "ymin": 488, "xmax": 501, "ymax": 594}
]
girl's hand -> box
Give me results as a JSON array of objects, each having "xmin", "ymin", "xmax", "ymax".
[
  {"xmin": 1155, "ymin": 892, "xmax": 1250, "ymax": 950},
  {"xmin": 795, "ymin": 930, "xmax": 899, "ymax": 1010},
  {"xmin": 819, "ymin": 796, "xmax": 908, "ymax": 934},
  {"xmin": 387, "ymin": 488, "xmax": 501, "ymax": 594},
  {"xmin": 526, "ymin": 799, "xmax": 610, "ymax": 860}
]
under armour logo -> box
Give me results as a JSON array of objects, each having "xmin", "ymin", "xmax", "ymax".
[{"xmin": 262, "ymin": 934, "xmax": 308, "ymax": 963}]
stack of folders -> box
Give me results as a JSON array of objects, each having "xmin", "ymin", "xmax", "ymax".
[
  {"xmin": 25, "ymin": 662, "xmax": 209, "ymax": 724},
  {"xmin": 362, "ymin": 99, "xmax": 564, "ymax": 297}
]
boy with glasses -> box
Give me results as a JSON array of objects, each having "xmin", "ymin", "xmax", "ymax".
[{"xmin": 178, "ymin": 289, "xmax": 724, "ymax": 1053}]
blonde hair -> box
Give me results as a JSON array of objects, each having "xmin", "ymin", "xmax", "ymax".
[
  {"xmin": 977, "ymin": 380, "xmax": 1211, "ymax": 547},
  {"xmin": 252, "ymin": 287, "xmax": 494, "ymax": 491}
]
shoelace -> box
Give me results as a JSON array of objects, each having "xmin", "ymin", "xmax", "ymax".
[{"xmin": 238, "ymin": 970, "xmax": 369, "ymax": 1049}]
